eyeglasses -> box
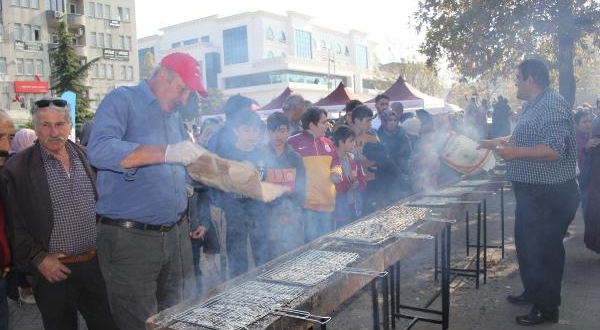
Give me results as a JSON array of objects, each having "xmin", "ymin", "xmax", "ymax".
[{"xmin": 34, "ymin": 99, "xmax": 67, "ymax": 108}]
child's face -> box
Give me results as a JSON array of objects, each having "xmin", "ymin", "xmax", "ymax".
[
  {"xmin": 577, "ymin": 115, "xmax": 592, "ymax": 134},
  {"xmin": 338, "ymin": 137, "xmax": 356, "ymax": 153},
  {"xmin": 234, "ymin": 124, "xmax": 262, "ymax": 151},
  {"xmin": 268, "ymin": 125, "xmax": 289, "ymax": 149}
]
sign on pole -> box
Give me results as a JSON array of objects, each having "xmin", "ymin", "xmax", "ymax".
[{"xmin": 60, "ymin": 91, "xmax": 77, "ymax": 142}]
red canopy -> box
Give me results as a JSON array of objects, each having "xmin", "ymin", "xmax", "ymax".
[
  {"xmin": 314, "ymin": 82, "xmax": 361, "ymax": 107},
  {"xmin": 260, "ymin": 87, "xmax": 293, "ymax": 110},
  {"xmin": 366, "ymin": 76, "xmax": 421, "ymax": 103}
]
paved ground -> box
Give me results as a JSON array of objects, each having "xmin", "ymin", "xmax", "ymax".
[{"xmin": 8, "ymin": 184, "xmax": 598, "ymax": 330}]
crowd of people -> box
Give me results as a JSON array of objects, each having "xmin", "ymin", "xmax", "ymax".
[{"xmin": 0, "ymin": 53, "xmax": 598, "ymax": 330}]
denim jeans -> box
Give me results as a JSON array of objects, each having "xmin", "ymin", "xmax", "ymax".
[{"xmin": 303, "ymin": 209, "xmax": 333, "ymax": 243}]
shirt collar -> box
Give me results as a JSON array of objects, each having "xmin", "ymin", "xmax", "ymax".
[
  {"xmin": 523, "ymin": 87, "xmax": 551, "ymax": 112},
  {"xmin": 139, "ymin": 80, "xmax": 159, "ymax": 107},
  {"xmin": 39, "ymin": 140, "xmax": 76, "ymax": 163}
]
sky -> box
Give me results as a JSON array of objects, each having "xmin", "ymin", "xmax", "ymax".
[{"xmin": 134, "ymin": 0, "xmax": 425, "ymax": 64}]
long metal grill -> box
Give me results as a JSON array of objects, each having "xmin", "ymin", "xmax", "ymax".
[
  {"xmin": 328, "ymin": 206, "xmax": 431, "ymax": 244},
  {"xmin": 172, "ymin": 281, "xmax": 304, "ymax": 330},
  {"xmin": 408, "ymin": 196, "xmax": 460, "ymax": 207},
  {"xmin": 258, "ymin": 249, "xmax": 359, "ymax": 286},
  {"xmin": 425, "ymin": 186, "xmax": 475, "ymax": 197}
]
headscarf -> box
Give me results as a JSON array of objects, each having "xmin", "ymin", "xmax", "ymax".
[
  {"xmin": 10, "ymin": 128, "xmax": 37, "ymax": 153},
  {"xmin": 380, "ymin": 109, "xmax": 398, "ymax": 133}
]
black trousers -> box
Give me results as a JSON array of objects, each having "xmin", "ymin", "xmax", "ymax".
[
  {"xmin": 32, "ymin": 258, "xmax": 118, "ymax": 330},
  {"xmin": 513, "ymin": 179, "xmax": 579, "ymax": 311}
]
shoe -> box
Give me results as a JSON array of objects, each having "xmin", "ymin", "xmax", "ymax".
[
  {"xmin": 18, "ymin": 287, "xmax": 36, "ymax": 305},
  {"xmin": 516, "ymin": 307, "xmax": 558, "ymax": 326},
  {"xmin": 507, "ymin": 293, "xmax": 531, "ymax": 305}
]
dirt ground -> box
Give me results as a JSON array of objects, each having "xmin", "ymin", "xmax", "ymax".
[{"xmin": 327, "ymin": 186, "xmax": 600, "ymax": 330}]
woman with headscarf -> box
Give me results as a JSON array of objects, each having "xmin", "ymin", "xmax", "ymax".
[
  {"xmin": 377, "ymin": 109, "xmax": 413, "ymax": 199},
  {"xmin": 10, "ymin": 128, "xmax": 37, "ymax": 154}
]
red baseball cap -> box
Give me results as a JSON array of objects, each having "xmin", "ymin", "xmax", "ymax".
[{"xmin": 160, "ymin": 52, "xmax": 208, "ymax": 97}]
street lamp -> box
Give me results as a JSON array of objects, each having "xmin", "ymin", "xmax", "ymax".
[{"xmin": 327, "ymin": 49, "xmax": 336, "ymax": 92}]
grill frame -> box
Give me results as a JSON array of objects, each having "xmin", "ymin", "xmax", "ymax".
[{"xmin": 257, "ymin": 249, "xmax": 359, "ymax": 286}]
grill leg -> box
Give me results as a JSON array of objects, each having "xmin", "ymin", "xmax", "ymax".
[
  {"xmin": 476, "ymin": 203, "xmax": 481, "ymax": 289},
  {"xmin": 395, "ymin": 262, "xmax": 400, "ymax": 315},
  {"xmin": 483, "ymin": 198, "xmax": 488, "ymax": 284},
  {"xmin": 372, "ymin": 280, "xmax": 380, "ymax": 330},
  {"xmin": 465, "ymin": 210, "xmax": 470, "ymax": 256},
  {"xmin": 382, "ymin": 272, "xmax": 389, "ymax": 330},
  {"xmin": 442, "ymin": 222, "xmax": 451, "ymax": 330},
  {"xmin": 501, "ymin": 186, "xmax": 505, "ymax": 259},
  {"xmin": 389, "ymin": 265, "xmax": 396, "ymax": 329},
  {"xmin": 434, "ymin": 234, "xmax": 439, "ymax": 281}
]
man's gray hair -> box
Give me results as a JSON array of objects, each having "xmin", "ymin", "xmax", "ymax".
[
  {"xmin": 31, "ymin": 99, "xmax": 72, "ymax": 127},
  {"xmin": 282, "ymin": 94, "xmax": 305, "ymax": 113}
]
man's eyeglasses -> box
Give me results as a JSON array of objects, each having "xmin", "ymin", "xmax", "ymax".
[{"xmin": 34, "ymin": 99, "xmax": 67, "ymax": 108}]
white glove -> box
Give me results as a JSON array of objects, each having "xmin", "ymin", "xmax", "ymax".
[{"xmin": 164, "ymin": 141, "xmax": 207, "ymax": 166}]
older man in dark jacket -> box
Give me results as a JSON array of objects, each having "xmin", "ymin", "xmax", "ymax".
[{"xmin": 1, "ymin": 99, "xmax": 116, "ymax": 330}]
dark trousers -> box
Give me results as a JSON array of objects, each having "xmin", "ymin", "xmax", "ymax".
[
  {"xmin": 32, "ymin": 258, "xmax": 117, "ymax": 330},
  {"xmin": 97, "ymin": 221, "xmax": 194, "ymax": 330},
  {"xmin": 513, "ymin": 179, "xmax": 579, "ymax": 311},
  {"xmin": 224, "ymin": 200, "xmax": 269, "ymax": 279},
  {"xmin": 0, "ymin": 277, "xmax": 7, "ymax": 330}
]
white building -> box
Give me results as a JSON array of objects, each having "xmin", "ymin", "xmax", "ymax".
[
  {"xmin": 0, "ymin": 0, "xmax": 138, "ymax": 123},
  {"xmin": 138, "ymin": 10, "xmax": 379, "ymax": 107}
]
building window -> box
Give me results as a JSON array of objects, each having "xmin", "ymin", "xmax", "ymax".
[
  {"xmin": 25, "ymin": 59, "xmax": 34, "ymax": 75},
  {"xmin": 278, "ymin": 31, "xmax": 286, "ymax": 43},
  {"xmin": 90, "ymin": 32, "xmax": 97, "ymax": 47},
  {"xmin": 266, "ymin": 51, "xmax": 274, "ymax": 58},
  {"xmin": 98, "ymin": 63, "xmax": 106, "ymax": 78},
  {"xmin": 104, "ymin": 5, "xmax": 110, "ymax": 19},
  {"xmin": 96, "ymin": 3, "xmax": 103, "ymax": 18},
  {"xmin": 22, "ymin": 0, "xmax": 29, "ymax": 7},
  {"xmin": 0, "ymin": 26, "xmax": 3, "ymax": 41},
  {"xmin": 69, "ymin": 3, "xmax": 76, "ymax": 14},
  {"xmin": 120, "ymin": 65, "xmax": 126, "ymax": 80},
  {"xmin": 50, "ymin": 33, "xmax": 58, "ymax": 44},
  {"xmin": 123, "ymin": 8, "xmax": 130, "ymax": 22},
  {"xmin": 11, "ymin": 0, "xmax": 19, "ymax": 6},
  {"xmin": 88, "ymin": 2, "xmax": 95, "ymax": 17},
  {"xmin": 294, "ymin": 29, "xmax": 312, "ymax": 59},
  {"xmin": 320, "ymin": 39, "xmax": 327, "ymax": 50},
  {"xmin": 266, "ymin": 28, "xmax": 274, "ymax": 40},
  {"xmin": 33, "ymin": 26, "xmax": 41, "ymax": 41},
  {"xmin": 97, "ymin": 33, "xmax": 104, "ymax": 47},
  {"xmin": 183, "ymin": 38, "xmax": 198, "ymax": 46},
  {"xmin": 23, "ymin": 25, "xmax": 31, "ymax": 41},
  {"xmin": 355, "ymin": 44, "xmax": 368, "ymax": 69},
  {"xmin": 223, "ymin": 26, "xmax": 248, "ymax": 65},
  {"xmin": 106, "ymin": 64, "xmax": 113, "ymax": 79},
  {"xmin": 124, "ymin": 36, "xmax": 131, "ymax": 50},
  {"xmin": 126, "ymin": 66, "xmax": 133, "ymax": 80},
  {"xmin": 0, "ymin": 58, "xmax": 7, "ymax": 75},
  {"xmin": 336, "ymin": 44, "xmax": 342, "ymax": 54},
  {"xmin": 118, "ymin": 35, "xmax": 124, "ymax": 49},
  {"xmin": 171, "ymin": 42, "xmax": 181, "ymax": 49},
  {"xmin": 14, "ymin": 24, "xmax": 21, "ymax": 41},
  {"xmin": 31, "ymin": 0, "xmax": 39, "ymax": 8},
  {"xmin": 105, "ymin": 33, "xmax": 112, "ymax": 48},
  {"xmin": 345, "ymin": 46, "xmax": 350, "ymax": 56},
  {"xmin": 201, "ymin": 35, "xmax": 209, "ymax": 42},
  {"xmin": 117, "ymin": 7, "xmax": 129, "ymax": 21},
  {"xmin": 16, "ymin": 59, "xmax": 24, "ymax": 75},
  {"xmin": 35, "ymin": 59, "xmax": 43, "ymax": 75}
]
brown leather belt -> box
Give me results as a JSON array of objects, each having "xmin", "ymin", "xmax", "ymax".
[{"xmin": 59, "ymin": 250, "xmax": 97, "ymax": 264}]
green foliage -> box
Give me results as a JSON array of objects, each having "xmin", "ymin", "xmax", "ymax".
[
  {"xmin": 414, "ymin": 0, "xmax": 600, "ymax": 107},
  {"xmin": 200, "ymin": 89, "xmax": 226, "ymax": 115},
  {"xmin": 50, "ymin": 19, "xmax": 99, "ymax": 126},
  {"xmin": 377, "ymin": 60, "xmax": 444, "ymax": 97}
]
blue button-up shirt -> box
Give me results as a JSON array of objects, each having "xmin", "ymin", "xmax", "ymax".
[
  {"xmin": 87, "ymin": 81, "xmax": 189, "ymax": 224},
  {"xmin": 507, "ymin": 87, "xmax": 577, "ymax": 184}
]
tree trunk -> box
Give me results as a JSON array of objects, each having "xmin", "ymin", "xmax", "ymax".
[{"xmin": 557, "ymin": 1, "xmax": 577, "ymax": 109}]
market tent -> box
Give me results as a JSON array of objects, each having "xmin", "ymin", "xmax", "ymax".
[
  {"xmin": 259, "ymin": 87, "xmax": 293, "ymax": 111},
  {"xmin": 366, "ymin": 76, "xmax": 448, "ymax": 114},
  {"xmin": 313, "ymin": 82, "xmax": 365, "ymax": 115}
]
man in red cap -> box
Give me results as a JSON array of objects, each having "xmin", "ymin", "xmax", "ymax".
[{"xmin": 88, "ymin": 52, "xmax": 209, "ymax": 330}]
